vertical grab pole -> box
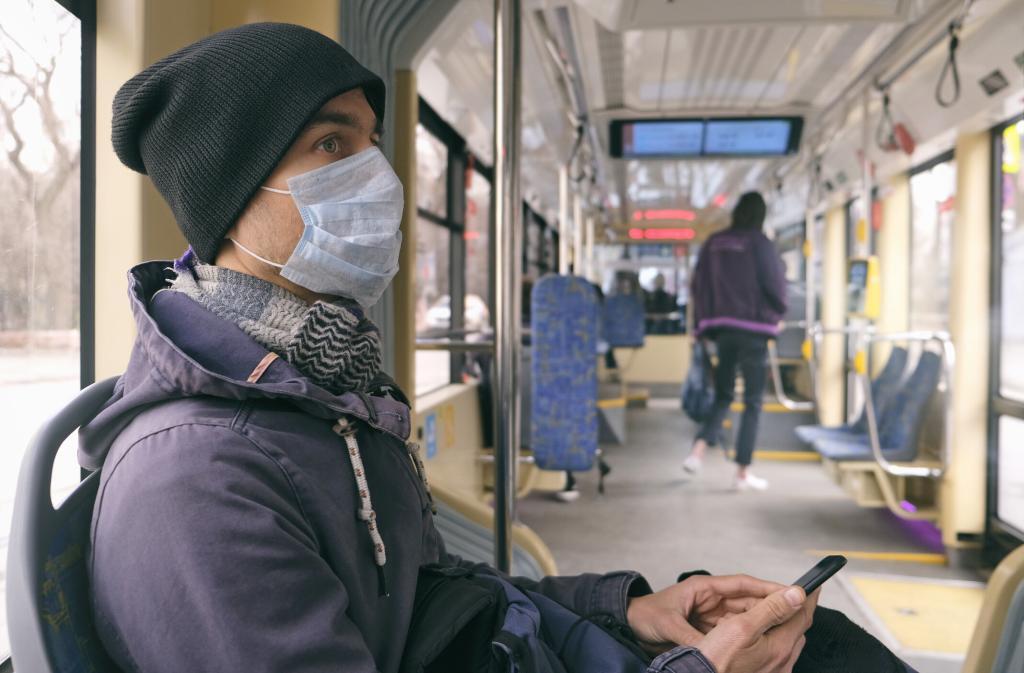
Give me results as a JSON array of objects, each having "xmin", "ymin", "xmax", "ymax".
[
  {"xmin": 492, "ymin": 0, "xmax": 522, "ymax": 573},
  {"xmin": 558, "ymin": 166, "xmax": 570, "ymax": 275},
  {"xmin": 573, "ymin": 194, "xmax": 584, "ymax": 275},
  {"xmin": 584, "ymin": 215, "xmax": 595, "ymax": 281},
  {"xmin": 861, "ymin": 88, "xmax": 874, "ymax": 254}
]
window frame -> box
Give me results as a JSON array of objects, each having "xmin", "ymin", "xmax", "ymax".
[
  {"xmin": 987, "ymin": 114, "xmax": 1024, "ymax": 559},
  {"xmin": 1, "ymin": 2, "xmax": 96, "ymax": 666}
]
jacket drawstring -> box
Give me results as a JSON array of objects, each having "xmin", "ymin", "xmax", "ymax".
[
  {"xmin": 333, "ymin": 418, "xmax": 389, "ymax": 597},
  {"xmin": 406, "ymin": 441, "xmax": 436, "ymax": 515}
]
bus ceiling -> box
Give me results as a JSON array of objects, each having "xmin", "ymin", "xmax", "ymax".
[{"xmin": 417, "ymin": 0, "xmax": 1022, "ymax": 230}]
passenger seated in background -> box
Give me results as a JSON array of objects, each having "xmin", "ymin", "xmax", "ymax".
[
  {"xmin": 683, "ymin": 192, "xmax": 788, "ymax": 491},
  {"xmin": 79, "ymin": 23, "xmax": 911, "ymax": 673},
  {"xmin": 645, "ymin": 273, "xmax": 678, "ymax": 334}
]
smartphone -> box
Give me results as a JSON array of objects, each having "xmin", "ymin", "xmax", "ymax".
[{"xmin": 792, "ymin": 555, "xmax": 847, "ymax": 594}]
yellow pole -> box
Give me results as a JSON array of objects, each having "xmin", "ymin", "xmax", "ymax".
[
  {"xmin": 874, "ymin": 174, "xmax": 910, "ymax": 372},
  {"xmin": 818, "ymin": 206, "xmax": 847, "ymax": 426},
  {"xmin": 942, "ymin": 131, "xmax": 991, "ymax": 552},
  {"xmin": 391, "ymin": 69, "xmax": 418, "ymax": 398}
]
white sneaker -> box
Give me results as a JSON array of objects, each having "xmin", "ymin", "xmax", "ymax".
[
  {"xmin": 553, "ymin": 488, "xmax": 580, "ymax": 503},
  {"xmin": 682, "ymin": 454, "xmax": 703, "ymax": 474},
  {"xmin": 734, "ymin": 473, "xmax": 769, "ymax": 491}
]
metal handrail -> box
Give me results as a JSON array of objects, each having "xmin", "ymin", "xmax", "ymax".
[
  {"xmin": 858, "ymin": 330, "xmax": 955, "ymax": 479},
  {"xmin": 768, "ymin": 320, "xmax": 814, "ymax": 412},
  {"xmin": 415, "ymin": 339, "xmax": 495, "ymax": 352}
]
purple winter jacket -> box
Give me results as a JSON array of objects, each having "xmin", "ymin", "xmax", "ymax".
[
  {"xmin": 691, "ymin": 227, "xmax": 788, "ymax": 338},
  {"xmin": 78, "ymin": 262, "xmax": 718, "ymax": 673}
]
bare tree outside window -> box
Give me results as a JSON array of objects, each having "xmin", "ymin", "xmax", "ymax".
[{"xmin": 0, "ymin": 0, "xmax": 83, "ymax": 659}]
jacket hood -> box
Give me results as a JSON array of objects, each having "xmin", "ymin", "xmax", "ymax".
[{"xmin": 79, "ymin": 261, "xmax": 411, "ymax": 470}]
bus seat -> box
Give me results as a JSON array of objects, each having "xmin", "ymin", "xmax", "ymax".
[
  {"xmin": 964, "ymin": 545, "xmax": 1024, "ymax": 673},
  {"xmin": 810, "ymin": 351, "xmax": 941, "ymax": 462},
  {"xmin": 795, "ymin": 346, "xmax": 908, "ymax": 444},
  {"xmin": 5, "ymin": 377, "xmax": 120, "ymax": 673},
  {"xmin": 602, "ymin": 294, "xmax": 645, "ymax": 349},
  {"xmin": 531, "ymin": 276, "xmax": 599, "ymax": 472},
  {"xmin": 430, "ymin": 482, "xmax": 557, "ymax": 580}
]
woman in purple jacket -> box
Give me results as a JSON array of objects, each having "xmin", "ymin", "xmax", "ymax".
[{"xmin": 683, "ymin": 192, "xmax": 788, "ymax": 491}]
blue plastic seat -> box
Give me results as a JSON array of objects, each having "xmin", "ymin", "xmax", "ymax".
[
  {"xmin": 602, "ymin": 294, "xmax": 645, "ymax": 349},
  {"xmin": 531, "ymin": 276, "xmax": 600, "ymax": 472},
  {"xmin": 795, "ymin": 346, "xmax": 908, "ymax": 444},
  {"xmin": 812, "ymin": 351, "xmax": 942, "ymax": 462},
  {"xmin": 5, "ymin": 377, "xmax": 121, "ymax": 673}
]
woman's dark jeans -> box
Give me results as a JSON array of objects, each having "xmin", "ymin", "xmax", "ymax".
[{"xmin": 696, "ymin": 330, "xmax": 769, "ymax": 466}]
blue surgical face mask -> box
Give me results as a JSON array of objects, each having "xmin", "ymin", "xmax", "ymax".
[{"xmin": 229, "ymin": 145, "xmax": 404, "ymax": 307}]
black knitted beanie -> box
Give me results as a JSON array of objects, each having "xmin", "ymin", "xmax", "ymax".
[{"xmin": 112, "ymin": 22, "xmax": 385, "ymax": 263}]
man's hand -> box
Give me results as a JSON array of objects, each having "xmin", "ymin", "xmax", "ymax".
[
  {"xmin": 626, "ymin": 575, "xmax": 817, "ymax": 673},
  {"xmin": 626, "ymin": 574, "xmax": 787, "ymax": 652},
  {"xmin": 697, "ymin": 586, "xmax": 817, "ymax": 673}
]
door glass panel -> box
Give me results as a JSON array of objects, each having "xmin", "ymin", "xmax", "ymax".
[
  {"xmin": 999, "ymin": 120, "xmax": 1024, "ymax": 400},
  {"xmin": 416, "ymin": 124, "xmax": 447, "ymax": 217},
  {"xmin": 414, "ymin": 218, "xmax": 451, "ymax": 395},
  {"xmin": 465, "ymin": 169, "xmax": 491, "ymax": 329},
  {"xmin": 909, "ymin": 159, "xmax": 956, "ymax": 331},
  {"xmin": 998, "ymin": 416, "xmax": 1024, "ymax": 533},
  {"xmin": 0, "ymin": 0, "xmax": 83, "ymax": 660}
]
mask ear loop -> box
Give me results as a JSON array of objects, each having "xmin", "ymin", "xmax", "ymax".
[
  {"xmin": 226, "ymin": 237, "xmax": 286, "ymax": 269},
  {"xmin": 260, "ymin": 185, "xmax": 291, "ymax": 194}
]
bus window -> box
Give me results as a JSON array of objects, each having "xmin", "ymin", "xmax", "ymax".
[
  {"xmin": 465, "ymin": 168, "xmax": 491, "ymax": 329},
  {"xmin": 0, "ymin": 0, "xmax": 84, "ymax": 659},
  {"xmin": 415, "ymin": 124, "xmax": 452, "ymax": 395},
  {"xmin": 909, "ymin": 157, "xmax": 956, "ymax": 331},
  {"xmin": 998, "ymin": 120, "xmax": 1024, "ymax": 400}
]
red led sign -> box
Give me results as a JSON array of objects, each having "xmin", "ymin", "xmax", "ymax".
[
  {"xmin": 628, "ymin": 228, "xmax": 696, "ymax": 241},
  {"xmin": 632, "ymin": 209, "xmax": 696, "ymax": 222}
]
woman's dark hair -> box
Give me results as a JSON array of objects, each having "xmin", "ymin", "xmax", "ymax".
[{"xmin": 732, "ymin": 191, "xmax": 767, "ymax": 231}]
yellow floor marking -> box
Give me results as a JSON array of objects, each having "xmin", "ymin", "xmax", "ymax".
[
  {"xmin": 597, "ymin": 398, "xmax": 627, "ymax": 409},
  {"xmin": 807, "ymin": 550, "xmax": 948, "ymax": 565},
  {"xmin": 752, "ymin": 450, "xmax": 821, "ymax": 462},
  {"xmin": 845, "ymin": 575, "xmax": 984, "ymax": 655}
]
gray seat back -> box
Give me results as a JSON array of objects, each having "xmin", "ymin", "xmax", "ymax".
[
  {"xmin": 5, "ymin": 378, "xmax": 119, "ymax": 673},
  {"xmin": 993, "ymin": 581, "xmax": 1024, "ymax": 673}
]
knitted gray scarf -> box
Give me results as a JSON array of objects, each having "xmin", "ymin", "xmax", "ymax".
[{"xmin": 167, "ymin": 263, "xmax": 382, "ymax": 394}]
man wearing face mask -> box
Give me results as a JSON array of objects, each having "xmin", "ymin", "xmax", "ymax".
[{"xmin": 77, "ymin": 23, "xmax": 923, "ymax": 673}]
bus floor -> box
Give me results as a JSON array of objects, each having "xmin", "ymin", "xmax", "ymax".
[{"xmin": 517, "ymin": 399, "xmax": 981, "ymax": 673}]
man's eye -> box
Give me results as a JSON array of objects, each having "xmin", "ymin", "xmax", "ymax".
[{"xmin": 319, "ymin": 137, "xmax": 339, "ymax": 153}]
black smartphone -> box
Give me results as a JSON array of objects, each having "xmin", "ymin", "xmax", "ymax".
[{"xmin": 792, "ymin": 555, "xmax": 847, "ymax": 594}]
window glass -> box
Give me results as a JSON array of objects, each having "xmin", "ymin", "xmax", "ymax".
[
  {"xmin": 414, "ymin": 218, "xmax": 451, "ymax": 395},
  {"xmin": 998, "ymin": 416, "xmax": 1024, "ymax": 533},
  {"xmin": 909, "ymin": 159, "xmax": 956, "ymax": 331},
  {"xmin": 465, "ymin": 169, "xmax": 491, "ymax": 330},
  {"xmin": 999, "ymin": 120, "xmax": 1024, "ymax": 400},
  {"xmin": 0, "ymin": 0, "xmax": 82, "ymax": 659},
  {"xmin": 416, "ymin": 124, "xmax": 447, "ymax": 216}
]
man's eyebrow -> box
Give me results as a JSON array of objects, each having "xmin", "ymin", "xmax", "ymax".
[{"xmin": 304, "ymin": 110, "xmax": 366, "ymax": 133}]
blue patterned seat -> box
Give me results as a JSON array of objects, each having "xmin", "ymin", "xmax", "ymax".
[
  {"xmin": 602, "ymin": 294, "xmax": 645, "ymax": 349},
  {"xmin": 812, "ymin": 351, "xmax": 942, "ymax": 462},
  {"xmin": 6, "ymin": 377, "xmax": 122, "ymax": 673},
  {"xmin": 530, "ymin": 276, "xmax": 599, "ymax": 471},
  {"xmin": 795, "ymin": 347, "xmax": 908, "ymax": 445}
]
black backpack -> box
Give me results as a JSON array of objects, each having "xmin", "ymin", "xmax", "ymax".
[{"xmin": 399, "ymin": 564, "xmax": 650, "ymax": 673}]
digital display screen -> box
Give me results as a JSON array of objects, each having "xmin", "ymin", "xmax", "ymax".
[
  {"xmin": 610, "ymin": 117, "xmax": 802, "ymax": 158},
  {"xmin": 621, "ymin": 121, "xmax": 703, "ymax": 157},
  {"xmin": 704, "ymin": 119, "xmax": 793, "ymax": 155}
]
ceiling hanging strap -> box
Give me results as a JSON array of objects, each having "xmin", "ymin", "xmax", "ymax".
[
  {"xmin": 935, "ymin": 21, "xmax": 962, "ymax": 108},
  {"xmin": 875, "ymin": 92, "xmax": 898, "ymax": 151}
]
